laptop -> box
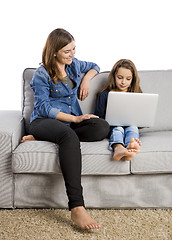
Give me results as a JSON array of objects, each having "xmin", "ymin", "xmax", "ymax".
[{"xmin": 105, "ymin": 91, "xmax": 159, "ymax": 127}]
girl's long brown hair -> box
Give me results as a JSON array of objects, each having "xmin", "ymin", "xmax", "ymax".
[
  {"xmin": 98, "ymin": 59, "xmax": 142, "ymax": 94},
  {"xmin": 42, "ymin": 28, "xmax": 74, "ymax": 83}
]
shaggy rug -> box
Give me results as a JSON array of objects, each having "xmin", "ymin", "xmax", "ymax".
[{"xmin": 0, "ymin": 209, "xmax": 171, "ymax": 240}]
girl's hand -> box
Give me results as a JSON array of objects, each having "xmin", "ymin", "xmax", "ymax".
[{"xmin": 74, "ymin": 114, "xmax": 99, "ymax": 123}]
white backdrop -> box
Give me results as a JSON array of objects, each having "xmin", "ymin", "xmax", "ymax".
[{"xmin": 0, "ymin": 0, "xmax": 171, "ymax": 110}]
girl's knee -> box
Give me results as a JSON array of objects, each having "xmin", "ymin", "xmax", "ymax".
[
  {"xmin": 112, "ymin": 126, "xmax": 124, "ymax": 134},
  {"xmin": 126, "ymin": 126, "xmax": 139, "ymax": 134}
]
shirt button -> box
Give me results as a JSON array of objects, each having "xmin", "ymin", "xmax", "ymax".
[{"xmin": 69, "ymin": 96, "xmax": 70, "ymax": 99}]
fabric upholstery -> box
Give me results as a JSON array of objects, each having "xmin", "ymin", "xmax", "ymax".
[
  {"xmin": 0, "ymin": 110, "xmax": 23, "ymax": 207},
  {"xmin": 12, "ymin": 131, "xmax": 172, "ymax": 175},
  {"xmin": 131, "ymin": 131, "xmax": 172, "ymax": 174},
  {"xmin": 22, "ymin": 68, "xmax": 35, "ymax": 134},
  {"xmin": 138, "ymin": 70, "xmax": 172, "ymax": 132},
  {"xmin": 12, "ymin": 139, "xmax": 130, "ymax": 175},
  {"xmin": 14, "ymin": 174, "xmax": 172, "ymax": 208}
]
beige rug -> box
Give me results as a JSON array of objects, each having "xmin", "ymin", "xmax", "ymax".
[{"xmin": 0, "ymin": 209, "xmax": 171, "ymax": 240}]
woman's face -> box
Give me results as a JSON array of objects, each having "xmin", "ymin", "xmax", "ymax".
[
  {"xmin": 115, "ymin": 67, "xmax": 133, "ymax": 92},
  {"xmin": 55, "ymin": 40, "xmax": 76, "ymax": 65}
]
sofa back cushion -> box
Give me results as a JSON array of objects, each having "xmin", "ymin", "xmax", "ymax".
[
  {"xmin": 22, "ymin": 68, "xmax": 35, "ymax": 134},
  {"xmin": 138, "ymin": 70, "xmax": 172, "ymax": 132},
  {"xmin": 22, "ymin": 68, "xmax": 172, "ymax": 133}
]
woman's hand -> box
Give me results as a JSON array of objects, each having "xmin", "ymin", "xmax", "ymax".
[
  {"xmin": 56, "ymin": 112, "xmax": 99, "ymax": 123},
  {"xmin": 74, "ymin": 114, "xmax": 99, "ymax": 123},
  {"xmin": 79, "ymin": 69, "xmax": 98, "ymax": 101},
  {"xmin": 79, "ymin": 78, "xmax": 90, "ymax": 101}
]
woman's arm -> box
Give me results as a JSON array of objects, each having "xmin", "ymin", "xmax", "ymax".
[
  {"xmin": 31, "ymin": 70, "xmax": 60, "ymax": 119},
  {"xmin": 56, "ymin": 111, "xmax": 99, "ymax": 123},
  {"xmin": 79, "ymin": 69, "xmax": 98, "ymax": 101},
  {"xmin": 74, "ymin": 58, "xmax": 100, "ymax": 101}
]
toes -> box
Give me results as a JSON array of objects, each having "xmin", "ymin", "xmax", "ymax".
[
  {"xmin": 86, "ymin": 224, "xmax": 101, "ymax": 229},
  {"xmin": 128, "ymin": 149, "xmax": 137, "ymax": 152},
  {"xmin": 85, "ymin": 224, "xmax": 93, "ymax": 230},
  {"xmin": 135, "ymin": 138, "xmax": 142, "ymax": 145},
  {"xmin": 85, "ymin": 225, "xmax": 91, "ymax": 230},
  {"xmin": 95, "ymin": 224, "xmax": 101, "ymax": 229},
  {"xmin": 21, "ymin": 137, "xmax": 26, "ymax": 143}
]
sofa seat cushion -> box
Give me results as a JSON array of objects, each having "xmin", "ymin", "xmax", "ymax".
[
  {"xmin": 12, "ymin": 139, "xmax": 130, "ymax": 175},
  {"xmin": 131, "ymin": 131, "xmax": 172, "ymax": 174},
  {"xmin": 80, "ymin": 140, "xmax": 130, "ymax": 175}
]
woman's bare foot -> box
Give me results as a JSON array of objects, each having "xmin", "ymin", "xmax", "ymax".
[
  {"xmin": 113, "ymin": 144, "xmax": 137, "ymax": 161},
  {"xmin": 71, "ymin": 206, "xmax": 101, "ymax": 230},
  {"xmin": 21, "ymin": 135, "xmax": 36, "ymax": 143}
]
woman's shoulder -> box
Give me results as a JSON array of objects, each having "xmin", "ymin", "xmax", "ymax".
[
  {"xmin": 70, "ymin": 57, "xmax": 93, "ymax": 68},
  {"xmin": 71, "ymin": 57, "xmax": 78, "ymax": 63},
  {"xmin": 70, "ymin": 57, "xmax": 83, "ymax": 69},
  {"xmin": 33, "ymin": 65, "xmax": 51, "ymax": 81},
  {"xmin": 35, "ymin": 65, "xmax": 50, "ymax": 78},
  {"xmin": 31, "ymin": 65, "xmax": 51, "ymax": 85}
]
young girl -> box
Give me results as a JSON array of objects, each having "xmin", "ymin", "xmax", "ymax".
[{"xmin": 94, "ymin": 59, "xmax": 142, "ymax": 161}]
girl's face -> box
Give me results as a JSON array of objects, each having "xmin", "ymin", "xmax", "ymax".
[
  {"xmin": 115, "ymin": 67, "xmax": 133, "ymax": 92},
  {"xmin": 55, "ymin": 40, "xmax": 76, "ymax": 66}
]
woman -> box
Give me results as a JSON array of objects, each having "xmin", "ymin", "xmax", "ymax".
[{"xmin": 22, "ymin": 28, "xmax": 109, "ymax": 230}]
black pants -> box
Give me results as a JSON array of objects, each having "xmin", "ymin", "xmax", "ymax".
[{"xmin": 30, "ymin": 117, "xmax": 109, "ymax": 210}]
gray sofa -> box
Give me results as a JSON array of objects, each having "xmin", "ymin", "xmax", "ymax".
[{"xmin": 0, "ymin": 68, "xmax": 172, "ymax": 209}]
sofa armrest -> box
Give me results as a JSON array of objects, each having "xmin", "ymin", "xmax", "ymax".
[
  {"xmin": 0, "ymin": 110, "xmax": 25, "ymax": 151},
  {"xmin": 0, "ymin": 110, "xmax": 24, "ymax": 208}
]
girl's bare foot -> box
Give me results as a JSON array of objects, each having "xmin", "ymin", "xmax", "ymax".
[
  {"xmin": 124, "ymin": 149, "xmax": 138, "ymax": 161},
  {"xmin": 125, "ymin": 138, "xmax": 141, "ymax": 161},
  {"xmin": 126, "ymin": 138, "xmax": 141, "ymax": 151},
  {"xmin": 113, "ymin": 144, "xmax": 137, "ymax": 161},
  {"xmin": 71, "ymin": 206, "xmax": 101, "ymax": 230},
  {"xmin": 21, "ymin": 135, "xmax": 36, "ymax": 143}
]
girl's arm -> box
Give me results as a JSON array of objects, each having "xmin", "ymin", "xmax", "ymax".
[{"xmin": 94, "ymin": 90, "xmax": 109, "ymax": 119}]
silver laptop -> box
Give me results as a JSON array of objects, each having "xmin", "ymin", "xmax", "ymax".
[{"xmin": 105, "ymin": 91, "xmax": 159, "ymax": 127}]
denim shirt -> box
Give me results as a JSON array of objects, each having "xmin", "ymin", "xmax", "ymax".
[{"xmin": 30, "ymin": 58, "xmax": 100, "ymax": 125}]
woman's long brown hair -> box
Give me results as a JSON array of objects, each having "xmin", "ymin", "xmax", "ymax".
[
  {"xmin": 42, "ymin": 28, "xmax": 74, "ymax": 83},
  {"xmin": 98, "ymin": 59, "xmax": 142, "ymax": 94}
]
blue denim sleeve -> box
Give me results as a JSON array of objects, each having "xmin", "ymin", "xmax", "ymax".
[
  {"xmin": 76, "ymin": 58, "xmax": 100, "ymax": 73},
  {"xmin": 31, "ymin": 71, "xmax": 60, "ymax": 119}
]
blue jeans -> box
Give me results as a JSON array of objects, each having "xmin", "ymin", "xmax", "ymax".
[{"xmin": 109, "ymin": 126, "xmax": 139, "ymax": 151}]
